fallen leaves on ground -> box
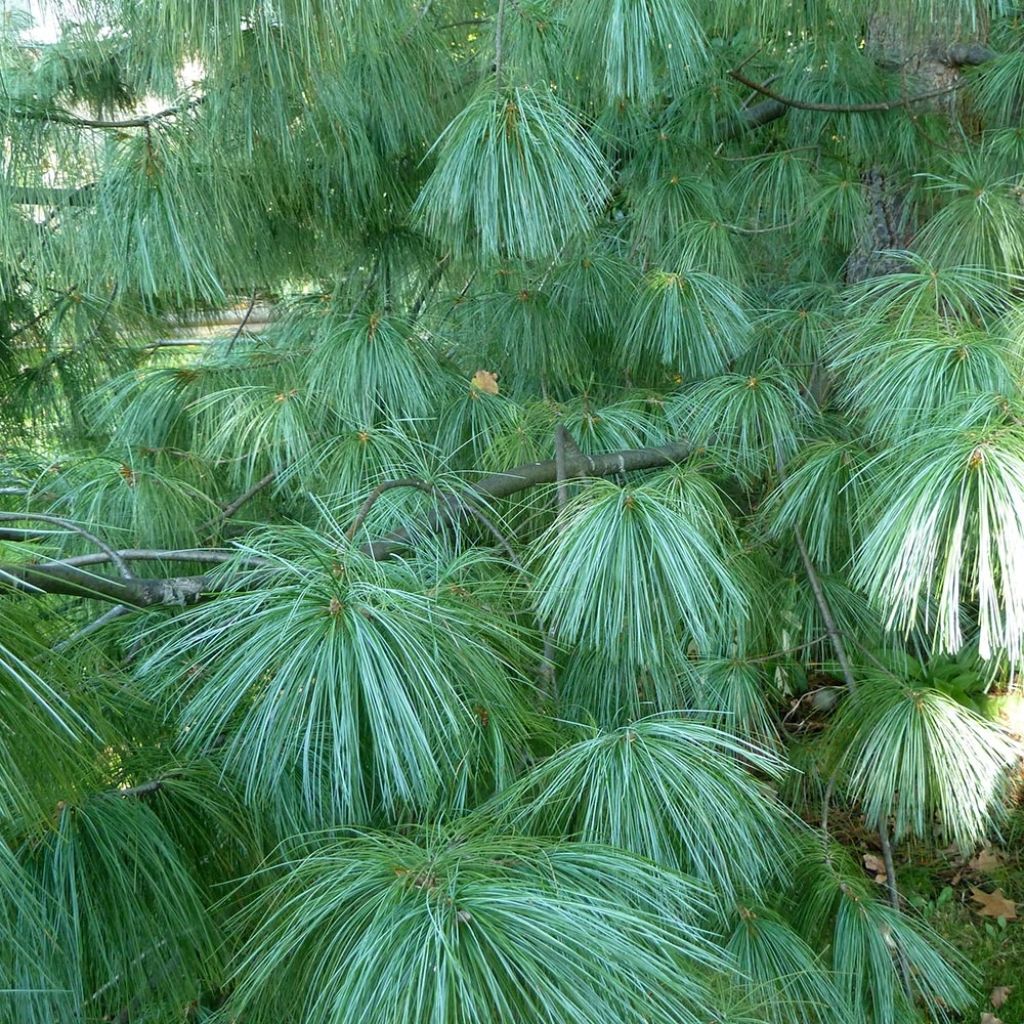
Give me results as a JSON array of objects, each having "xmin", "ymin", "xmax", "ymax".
[
  {"xmin": 990, "ymin": 985, "xmax": 1013, "ymax": 1009},
  {"xmin": 970, "ymin": 887, "xmax": 1017, "ymax": 920},
  {"xmin": 970, "ymin": 847, "xmax": 1004, "ymax": 873}
]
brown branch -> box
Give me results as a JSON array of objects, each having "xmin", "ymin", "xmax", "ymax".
[
  {"xmin": 0, "ymin": 513, "xmax": 134, "ymax": 580},
  {"xmin": 0, "ymin": 440, "xmax": 693, "ymax": 607},
  {"xmin": 225, "ymin": 287, "xmax": 259, "ymax": 354},
  {"xmin": 7, "ymin": 95, "xmax": 204, "ymax": 130},
  {"xmin": 44, "ymin": 547, "xmax": 247, "ymax": 569},
  {"xmin": 727, "ymin": 67, "xmax": 962, "ymax": 113},
  {"xmin": 345, "ymin": 479, "xmax": 437, "ymax": 541},
  {"xmin": 204, "ymin": 471, "xmax": 279, "ymax": 533}
]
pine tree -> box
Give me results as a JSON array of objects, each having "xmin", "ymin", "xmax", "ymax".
[{"xmin": 1, "ymin": 0, "xmax": 1023, "ymax": 1021}]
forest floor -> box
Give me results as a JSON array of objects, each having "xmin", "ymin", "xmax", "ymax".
[{"xmin": 899, "ymin": 836, "xmax": 1024, "ymax": 1023}]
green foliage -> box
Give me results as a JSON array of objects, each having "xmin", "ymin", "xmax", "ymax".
[
  {"xmin": 230, "ymin": 830, "xmax": 725, "ymax": 1024},
  {"xmin": 854, "ymin": 418, "xmax": 1024, "ymax": 659},
  {"xmin": 143, "ymin": 529, "xmax": 537, "ymax": 822},
  {"xmin": 2, "ymin": 1, "xmax": 1024, "ymax": 1022},
  {"xmin": 794, "ymin": 842, "xmax": 974, "ymax": 1022},
  {"xmin": 531, "ymin": 472, "xmax": 746, "ymax": 661},
  {"xmin": 495, "ymin": 716, "xmax": 793, "ymax": 899},
  {"xmin": 827, "ymin": 672, "xmax": 1020, "ymax": 849},
  {"xmin": 414, "ymin": 85, "xmax": 610, "ymax": 262}
]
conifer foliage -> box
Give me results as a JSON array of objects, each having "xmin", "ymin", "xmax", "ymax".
[{"xmin": 2, "ymin": 1, "xmax": 1024, "ymax": 1021}]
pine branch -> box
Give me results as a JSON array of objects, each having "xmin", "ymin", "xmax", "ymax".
[
  {"xmin": 727, "ymin": 67, "xmax": 964, "ymax": 113},
  {"xmin": 203, "ymin": 471, "xmax": 279, "ymax": 533},
  {"xmin": 362, "ymin": 440, "xmax": 694, "ymax": 559},
  {"xmin": 0, "ymin": 562, "xmax": 212, "ymax": 606},
  {"xmin": 6, "ymin": 95, "xmax": 204, "ymax": 130},
  {"xmin": 0, "ymin": 440, "xmax": 693, "ymax": 606},
  {"xmin": 44, "ymin": 548, "xmax": 247, "ymax": 568},
  {"xmin": 0, "ymin": 512, "xmax": 134, "ymax": 579},
  {"xmin": 716, "ymin": 98, "xmax": 787, "ymax": 141},
  {"xmin": 6, "ymin": 183, "xmax": 96, "ymax": 206}
]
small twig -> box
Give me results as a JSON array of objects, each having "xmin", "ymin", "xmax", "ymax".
[
  {"xmin": 821, "ymin": 775, "xmax": 835, "ymax": 833},
  {"xmin": 745, "ymin": 634, "xmax": 832, "ymax": 664},
  {"xmin": 409, "ymin": 255, "xmax": 450, "ymax": 325},
  {"xmin": 879, "ymin": 823, "xmax": 915, "ymax": 1000},
  {"xmin": 728, "ymin": 67, "xmax": 962, "ymax": 114},
  {"xmin": 740, "ymin": 73, "xmax": 781, "ymax": 108},
  {"xmin": 55, "ymin": 604, "xmax": 132, "ymax": 650},
  {"xmin": 790, "ymin": 528, "xmax": 857, "ymax": 692},
  {"xmin": 345, "ymin": 479, "xmax": 437, "ymax": 541},
  {"xmin": 204, "ymin": 471, "xmax": 278, "ymax": 534},
  {"xmin": 225, "ymin": 287, "xmax": 259, "ymax": 354},
  {"xmin": 0, "ymin": 513, "xmax": 133, "ymax": 580},
  {"xmin": 733, "ymin": 47, "xmax": 763, "ymax": 75},
  {"xmin": 115, "ymin": 778, "xmax": 166, "ymax": 799},
  {"xmin": 460, "ymin": 498, "xmax": 520, "ymax": 564}
]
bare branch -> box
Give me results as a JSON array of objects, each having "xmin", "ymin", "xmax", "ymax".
[
  {"xmin": 727, "ymin": 67, "xmax": 962, "ymax": 113},
  {"xmin": 44, "ymin": 547, "xmax": 246, "ymax": 569},
  {"xmin": 0, "ymin": 513, "xmax": 134, "ymax": 579},
  {"xmin": 6, "ymin": 95, "xmax": 204, "ymax": 130},
  {"xmin": 345, "ymin": 479, "xmax": 437, "ymax": 541},
  {"xmin": 205, "ymin": 471, "xmax": 279, "ymax": 532},
  {"xmin": 0, "ymin": 562, "xmax": 211, "ymax": 606},
  {"xmin": 0, "ymin": 440, "xmax": 694, "ymax": 606}
]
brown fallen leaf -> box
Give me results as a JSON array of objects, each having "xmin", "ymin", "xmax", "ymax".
[
  {"xmin": 970, "ymin": 847, "xmax": 1004, "ymax": 873},
  {"xmin": 862, "ymin": 853, "xmax": 887, "ymax": 884},
  {"xmin": 970, "ymin": 887, "xmax": 1017, "ymax": 920},
  {"xmin": 990, "ymin": 985, "xmax": 1013, "ymax": 1009},
  {"xmin": 980, "ymin": 1013, "xmax": 1003, "ymax": 1024},
  {"xmin": 470, "ymin": 370, "xmax": 499, "ymax": 395}
]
